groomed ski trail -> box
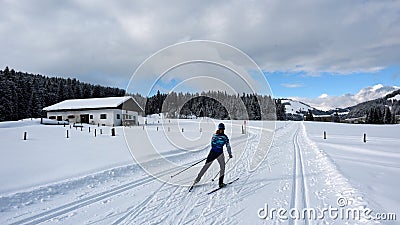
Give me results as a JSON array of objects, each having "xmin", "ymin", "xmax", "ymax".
[
  {"xmin": 289, "ymin": 125, "xmax": 310, "ymax": 225},
  {"xmin": 112, "ymin": 130, "xmax": 261, "ymax": 225},
  {"xmin": 2, "ymin": 122, "xmax": 382, "ymax": 225}
]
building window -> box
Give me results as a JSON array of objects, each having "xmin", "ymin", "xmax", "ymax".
[
  {"xmin": 100, "ymin": 114, "xmax": 107, "ymax": 119},
  {"xmin": 57, "ymin": 116, "xmax": 62, "ymax": 121},
  {"xmin": 90, "ymin": 115, "xmax": 93, "ymax": 119},
  {"xmin": 67, "ymin": 115, "xmax": 75, "ymax": 119},
  {"xmin": 49, "ymin": 116, "xmax": 56, "ymax": 119},
  {"xmin": 117, "ymin": 114, "xmax": 120, "ymax": 119}
]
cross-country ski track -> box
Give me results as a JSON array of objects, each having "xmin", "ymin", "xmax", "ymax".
[{"xmin": 1, "ymin": 121, "xmax": 395, "ymax": 224}]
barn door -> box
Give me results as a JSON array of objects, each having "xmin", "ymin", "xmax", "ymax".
[{"xmin": 80, "ymin": 114, "xmax": 89, "ymax": 124}]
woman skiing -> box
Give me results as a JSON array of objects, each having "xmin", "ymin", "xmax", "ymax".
[{"xmin": 193, "ymin": 123, "xmax": 232, "ymax": 188}]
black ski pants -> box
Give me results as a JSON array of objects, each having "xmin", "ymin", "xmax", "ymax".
[{"xmin": 196, "ymin": 151, "xmax": 225, "ymax": 185}]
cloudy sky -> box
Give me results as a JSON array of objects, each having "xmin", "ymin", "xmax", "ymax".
[{"xmin": 1, "ymin": 0, "xmax": 399, "ymax": 109}]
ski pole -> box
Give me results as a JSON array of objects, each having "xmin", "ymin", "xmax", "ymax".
[
  {"xmin": 170, "ymin": 158, "xmax": 206, "ymax": 178},
  {"xmin": 211, "ymin": 158, "xmax": 231, "ymax": 181}
]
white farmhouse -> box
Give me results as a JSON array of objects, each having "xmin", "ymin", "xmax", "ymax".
[{"xmin": 43, "ymin": 96, "xmax": 143, "ymax": 126}]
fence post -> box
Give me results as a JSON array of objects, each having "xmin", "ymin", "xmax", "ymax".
[
  {"xmin": 24, "ymin": 132, "xmax": 27, "ymax": 140},
  {"xmin": 111, "ymin": 128, "xmax": 115, "ymax": 136},
  {"xmin": 81, "ymin": 126, "xmax": 83, "ymax": 131},
  {"xmin": 89, "ymin": 127, "xmax": 91, "ymax": 133},
  {"xmin": 66, "ymin": 130, "xmax": 69, "ymax": 138},
  {"xmin": 157, "ymin": 127, "xmax": 159, "ymax": 131},
  {"xmin": 363, "ymin": 133, "xmax": 366, "ymax": 143},
  {"xmin": 100, "ymin": 129, "xmax": 103, "ymax": 135},
  {"xmin": 324, "ymin": 131, "xmax": 326, "ymax": 139},
  {"xmin": 182, "ymin": 128, "xmax": 184, "ymax": 132},
  {"xmin": 95, "ymin": 129, "xmax": 97, "ymax": 137}
]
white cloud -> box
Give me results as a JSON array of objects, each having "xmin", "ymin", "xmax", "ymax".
[
  {"xmin": 281, "ymin": 83, "xmax": 303, "ymax": 88},
  {"xmin": 0, "ymin": 0, "xmax": 399, "ymax": 90},
  {"xmin": 292, "ymin": 84, "xmax": 400, "ymax": 110},
  {"xmin": 318, "ymin": 93, "xmax": 328, "ymax": 99}
]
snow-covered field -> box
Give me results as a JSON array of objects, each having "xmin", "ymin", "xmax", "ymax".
[{"xmin": 0, "ymin": 119, "xmax": 399, "ymax": 224}]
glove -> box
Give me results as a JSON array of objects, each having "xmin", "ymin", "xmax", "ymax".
[{"xmin": 229, "ymin": 154, "xmax": 233, "ymax": 158}]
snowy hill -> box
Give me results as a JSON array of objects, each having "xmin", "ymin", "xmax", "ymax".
[
  {"xmin": 346, "ymin": 88, "xmax": 400, "ymax": 119},
  {"xmin": 281, "ymin": 85, "xmax": 400, "ymax": 121},
  {"xmin": 281, "ymin": 98, "xmax": 348, "ymax": 120},
  {"xmin": 281, "ymin": 98, "xmax": 316, "ymax": 120},
  {"xmin": 281, "ymin": 98, "xmax": 315, "ymax": 114}
]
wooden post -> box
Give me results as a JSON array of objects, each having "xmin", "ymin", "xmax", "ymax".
[
  {"xmin": 182, "ymin": 128, "xmax": 184, "ymax": 132},
  {"xmin": 111, "ymin": 128, "xmax": 115, "ymax": 136},
  {"xmin": 81, "ymin": 126, "xmax": 83, "ymax": 131},
  {"xmin": 363, "ymin": 133, "xmax": 366, "ymax": 143},
  {"xmin": 23, "ymin": 132, "xmax": 27, "ymax": 140},
  {"xmin": 66, "ymin": 130, "xmax": 69, "ymax": 138},
  {"xmin": 70, "ymin": 124, "xmax": 72, "ymax": 129},
  {"xmin": 89, "ymin": 127, "xmax": 91, "ymax": 133},
  {"xmin": 95, "ymin": 129, "xmax": 97, "ymax": 137},
  {"xmin": 100, "ymin": 129, "xmax": 103, "ymax": 134},
  {"xmin": 242, "ymin": 125, "xmax": 244, "ymax": 134},
  {"xmin": 98, "ymin": 123, "xmax": 100, "ymax": 127},
  {"xmin": 324, "ymin": 131, "xmax": 326, "ymax": 139},
  {"xmin": 64, "ymin": 123, "xmax": 65, "ymax": 127},
  {"xmin": 157, "ymin": 127, "xmax": 159, "ymax": 131}
]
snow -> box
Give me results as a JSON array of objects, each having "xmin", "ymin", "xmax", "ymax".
[
  {"xmin": 0, "ymin": 118, "xmax": 42, "ymax": 128},
  {"xmin": 0, "ymin": 119, "xmax": 399, "ymax": 224},
  {"xmin": 388, "ymin": 95, "xmax": 400, "ymax": 101},
  {"xmin": 0, "ymin": 122, "xmax": 132, "ymax": 194},
  {"xmin": 42, "ymin": 96, "xmax": 134, "ymax": 111},
  {"xmin": 282, "ymin": 99, "xmax": 313, "ymax": 113},
  {"xmin": 303, "ymin": 122, "xmax": 400, "ymax": 219}
]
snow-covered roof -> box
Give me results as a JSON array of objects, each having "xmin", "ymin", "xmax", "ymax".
[{"xmin": 43, "ymin": 96, "xmax": 138, "ymax": 111}]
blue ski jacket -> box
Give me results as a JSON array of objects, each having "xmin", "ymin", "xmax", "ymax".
[{"xmin": 210, "ymin": 133, "xmax": 232, "ymax": 155}]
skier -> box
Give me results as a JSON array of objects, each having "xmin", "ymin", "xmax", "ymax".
[{"xmin": 193, "ymin": 123, "xmax": 233, "ymax": 188}]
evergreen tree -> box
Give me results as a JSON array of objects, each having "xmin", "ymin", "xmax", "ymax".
[
  {"xmin": 305, "ymin": 109, "xmax": 314, "ymax": 121},
  {"xmin": 332, "ymin": 111, "xmax": 340, "ymax": 123},
  {"xmin": 0, "ymin": 67, "xmax": 126, "ymax": 121},
  {"xmin": 275, "ymin": 99, "xmax": 286, "ymax": 121},
  {"xmin": 383, "ymin": 107, "xmax": 392, "ymax": 124}
]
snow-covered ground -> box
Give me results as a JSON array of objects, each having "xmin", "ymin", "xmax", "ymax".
[
  {"xmin": 282, "ymin": 99, "xmax": 313, "ymax": 114},
  {"xmin": 304, "ymin": 122, "xmax": 400, "ymax": 221},
  {"xmin": 0, "ymin": 119, "xmax": 399, "ymax": 224}
]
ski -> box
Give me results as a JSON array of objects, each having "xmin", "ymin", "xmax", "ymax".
[{"xmin": 207, "ymin": 178, "xmax": 239, "ymax": 194}]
